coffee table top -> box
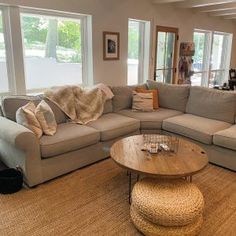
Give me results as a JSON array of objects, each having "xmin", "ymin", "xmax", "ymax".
[{"xmin": 110, "ymin": 135, "xmax": 208, "ymax": 178}]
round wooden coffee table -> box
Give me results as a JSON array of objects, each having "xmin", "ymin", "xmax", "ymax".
[{"xmin": 110, "ymin": 135, "xmax": 208, "ymax": 202}]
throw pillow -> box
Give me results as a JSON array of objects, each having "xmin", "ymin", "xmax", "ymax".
[
  {"xmin": 135, "ymin": 87, "xmax": 159, "ymax": 109},
  {"xmin": 16, "ymin": 101, "xmax": 43, "ymax": 138},
  {"xmin": 132, "ymin": 91, "xmax": 154, "ymax": 112},
  {"xmin": 35, "ymin": 100, "xmax": 57, "ymax": 136}
]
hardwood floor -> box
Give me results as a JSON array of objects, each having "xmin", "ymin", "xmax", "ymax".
[{"xmin": 0, "ymin": 159, "xmax": 235, "ymax": 236}]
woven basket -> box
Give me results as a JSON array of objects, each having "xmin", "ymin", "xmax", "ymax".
[
  {"xmin": 132, "ymin": 178, "xmax": 204, "ymax": 226},
  {"xmin": 130, "ymin": 205, "xmax": 203, "ymax": 236},
  {"xmin": 0, "ymin": 168, "xmax": 23, "ymax": 194}
]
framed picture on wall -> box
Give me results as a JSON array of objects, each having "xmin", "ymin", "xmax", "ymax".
[{"xmin": 103, "ymin": 31, "xmax": 120, "ymax": 60}]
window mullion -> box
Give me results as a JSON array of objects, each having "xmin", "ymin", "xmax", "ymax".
[
  {"xmin": 8, "ymin": 6, "xmax": 26, "ymax": 94},
  {"xmin": 138, "ymin": 22, "xmax": 144, "ymax": 84},
  {"xmin": 205, "ymin": 32, "xmax": 213, "ymax": 87},
  {"xmin": 1, "ymin": 7, "xmax": 14, "ymax": 94},
  {"xmin": 81, "ymin": 15, "xmax": 93, "ymax": 87}
]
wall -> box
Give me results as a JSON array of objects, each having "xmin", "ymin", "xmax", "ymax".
[{"xmin": 1, "ymin": 0, "xmax": 236, "ymax": 86}]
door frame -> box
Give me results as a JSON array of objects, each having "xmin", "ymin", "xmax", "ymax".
[{"xmin": 154, "ymin": 25, "xmax": 179, "ymax": 84}]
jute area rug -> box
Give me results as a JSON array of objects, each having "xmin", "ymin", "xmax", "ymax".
[{"xmin": 0, "ymin": 159, "xmax": 236, "ymax": 236}]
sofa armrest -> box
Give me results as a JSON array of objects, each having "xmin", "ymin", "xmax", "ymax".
[
  {"xmin": 0, "ymin": 116, "xmax": 42, "ymax": 187},
  {"xmin": 0, "ymin": 116, "xmax": 39, "ymax": 151}
]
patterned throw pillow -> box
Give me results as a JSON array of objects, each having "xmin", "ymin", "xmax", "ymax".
[
  {"xmin": 132, "ymin": 91, "xmax": 154, "ymax": 112},
  {"xmin": 16, "ymin": 102, "xmax": 43, "ymax": 138},
  {"xmin": 35, "ymin": 100, "xmax": 57, "ymax": 136},
  {"xmin": 135, "ymin": 87, "xmax": 159, "ymax": 109}
]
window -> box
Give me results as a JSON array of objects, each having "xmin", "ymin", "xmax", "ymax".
[
  {"xmin": 0, "ymin": 9, "xmax": 11, "ymax": 94},
  {"xmin": 127, "ymin": 19, "xmax": 150, "ymax": 85},
  {"xmin": 21, "ymin": 11, "xmax": 92, "ymax": 92},
  {"xmin": 0, "ymin": 6, "xmax": 92, "ymax": 96},
  {"xmin": 192, "ymin": 29, "xmax": 232, "ymax": 87}
]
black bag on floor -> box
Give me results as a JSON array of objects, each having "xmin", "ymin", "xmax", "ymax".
[{"xmin": 0, "ymin": 168, "xmax": 23, "ymax": 194}]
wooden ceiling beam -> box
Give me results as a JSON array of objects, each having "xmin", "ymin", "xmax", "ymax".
[
  {"xmin": 195, "ymin": 2, "xmax": 236, "ymax": 12},
  {"xmin": 152, "ymin": 0, "xmax": 184, "ymax": 3},
  {"xmin": 223, "ymin": 13, "xmax": 236, "ymax": 18},
  {"xmin": 175, "ymin": 0, "xmax": 236, "ymax": 8},
  {"xmin": 210, "ymin": 9, "xmax": 236, "ymax": 15}
]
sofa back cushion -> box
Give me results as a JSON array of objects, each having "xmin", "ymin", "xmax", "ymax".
[
  {"xmin": 1, "ymin": 95, "xmax": 67, "ymax": 124},
  {"xmin": 0, "ymin": 105, "xmax": 3, "ymax": 116},
  {"xmin": 111, "ymin": 84, "xmax": 147, "ymax": 112},
  {"xmin": 103, "ymin": 99, "xmax": 113, "ymax": 114},
  {"xmin": 186, "ymin": 86, "xmax": 236, "ymax": 124},
  {"xmin": 147, "ymin": 80, "xmax": 190, "ymax": 112},
  {"xmin": 1, "ymin": 96, "xmax": 39, "ymax": 121},
  {"xmin": 42, "ymin": 97, "xmax": 68, "ymax": 124}
]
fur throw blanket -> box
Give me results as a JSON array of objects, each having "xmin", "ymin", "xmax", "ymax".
[{"xmin": 44, "ymin": 85, "xmax": 113, "ymax": 124}]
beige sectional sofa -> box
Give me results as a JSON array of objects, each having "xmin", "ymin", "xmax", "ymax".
[{"xmin": 0, "ymin": 81, "xmax": 235, "ymax": 187}]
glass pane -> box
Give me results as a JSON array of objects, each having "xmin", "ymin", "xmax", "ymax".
[
  {"xmin": 209, "ymin": 70, "xmax": 226, "ymax": 87},
  {"xmin": 156, "ymin": 32, "xmax": 175, "ymax": 70},
  {"xmin": 156, "ymin": 69, "xmax": 172, "ymax": 83},
  {"xmin": 0, "ymin": 11, "xmax": 9, "ymax": 93},
  {"xmin": 211, "ymin": 34, "xmax": 224, "ymax": 70},
  {"xmin": 156, "ymin": 31, "xmax": 175, "ymax": 84},
  {"xmin": 156, "ymin": 70, "xmax": 163, "ymax": 82},
  {"xmin": 127, "ymin": 20, "xmax": 140, "ymax": 85},
  {"xmin": 165, "ymin": 32, "xmax": 175, "ymax": 70},
  {"xmin": 193, "ymin": 32, "xmax": 205, "ymax": 72},
  {"xmin": 156, "ymin": 32, "xmax": 165, "ymax": 69},
  {"xmin": 191, "ymin": 73, "xmax": 202, "ymax": 86},
  {"xmin": 21, "ymin": 14, "xmax": 82, "ymax": 90}
]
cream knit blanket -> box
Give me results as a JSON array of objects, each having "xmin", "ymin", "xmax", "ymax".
[{"xmin": 44, "ymin": 85, "xmax": 108, "ymax": 124}]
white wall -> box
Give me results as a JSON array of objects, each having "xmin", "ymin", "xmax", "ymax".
[{"xmin": 1, "ymin": 0, "xmax": 236, "ymax": 86}]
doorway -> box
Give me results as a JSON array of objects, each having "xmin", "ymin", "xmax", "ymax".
[{"xmin": 154, "ymin": 26, "xmax": 178, "ymax": 84}]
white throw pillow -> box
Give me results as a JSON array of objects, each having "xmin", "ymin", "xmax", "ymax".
[
  {"xmin": 16, "ymin": 101, "xmax": 43, "ymax": 138},
  {"xmin": 132, "ymin": 91, "xmax": 154, "ymax": 112},
  {"xmin": 35, "ymin": 100, "xmax": 57, "ymax": 136}
]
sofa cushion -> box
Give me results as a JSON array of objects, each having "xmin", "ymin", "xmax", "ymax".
[
  {"xmin": 186, "ymin": 86, "xmax": 236, "ymax": 124},
  {"xmin": 111, "ymin": 86, "xmax": 134, "ymax": 112},
  {"xmin": 163, "ymin": 114, "xmax": 231, "ymax": 144},
  {"xmin": 213, "ymin": 125, "xmax": 236, "ymax": 151},
  {"xmin": 146, "ymin": 80, "xmax": 190, "ymax": 112},
  {"xmin": 118, "ymin": 108, "xmax": 182, "ymax": 130},
  {"xmin": 103, "ymin": 99, "xmax": 113, "ymax": 114},
  {"xmin": 43, "ymin": 97, "xmax": 68, "ymax": 124},
  {"xmin": 0, "ymin": 106, "xmax": 3, "ymax": 116},
  {"xmin": 40, "ymin": 123, "xmax": 100, "ymax": 158},
  {"xmin": 86, "ymin": 113, "xmax": 140, "ymax": 141},
  {"xmin": 1, "ymin": 96, "xmax": 40, "ymax": 121},
  {"xmin": 111, "ymin": 84, "xmax": 147, "ymax": 112}
]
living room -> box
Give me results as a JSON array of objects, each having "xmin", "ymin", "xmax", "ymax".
[{"xmin": 0, "ymin": 0, "xmax": 236, "ymax": 235}]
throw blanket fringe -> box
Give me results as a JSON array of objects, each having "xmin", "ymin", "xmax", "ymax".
[{"xmin": 44, "ymin": 85, "xmax": 107, "ymax": 124}]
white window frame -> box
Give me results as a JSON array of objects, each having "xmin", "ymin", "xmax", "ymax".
[
  {"xmin": 0, "ymin": 6, "xmax": 15, "ymax": 95},
  {"xmin": 0, "ymin": 5, "xmax": 93, "ymax": 96},
  {"xmin": 193, "ymin": 29, "xmax": 232, "ymax": 87},
  {"xmin": 127, "ymin": 18, "xmax": 150, "ymax": 85}
]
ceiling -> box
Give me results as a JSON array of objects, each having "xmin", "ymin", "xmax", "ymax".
[{"xmin": 153, "ymin": 0, "xmax": 236, "ymax": 21}]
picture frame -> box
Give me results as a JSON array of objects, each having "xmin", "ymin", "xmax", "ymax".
[{"xmin": 103, "ymin": 31, "xmax": 120, "ymax": 60}]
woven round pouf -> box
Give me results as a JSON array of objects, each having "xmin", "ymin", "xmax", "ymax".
[
  {"xmin": 131, "ymin": 178, "xmax": 204, "ymax": 227},
  {"xmin": 130, "ymin": 205, "xmax": 203, "ymax": 236}
]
